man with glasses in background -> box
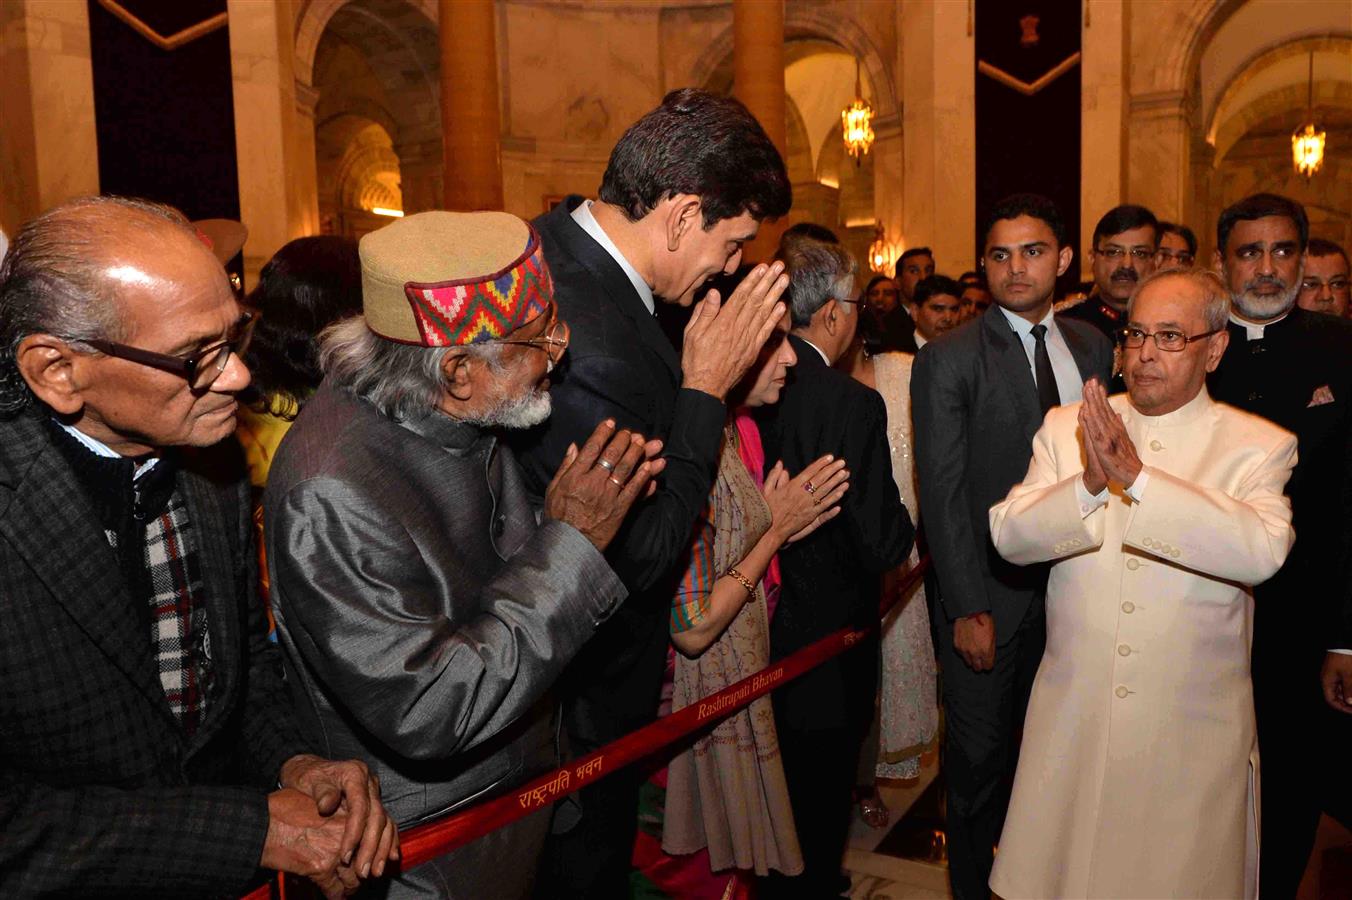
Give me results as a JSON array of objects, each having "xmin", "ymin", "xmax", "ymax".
[
  {"xmin": 1155, "ymin": 221, "xmax": 1198, "ymax": 272},
  {"xmin": 1062, "ymin": 205, "xmax": 1159, "ymax": 344},
  {"xmin": 1298, "ymin": 238, "xmax": 1350, "ymax": 318},
  {"xmin": 1208, "ymin": 193, "xmax": 1352, "ymax": 899},
  {"xmin": 0, "ymin": 196, "xmax": 396, "ymax": 898}
]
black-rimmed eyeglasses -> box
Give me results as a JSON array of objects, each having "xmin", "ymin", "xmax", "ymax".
[
  {"xmin": 84, "ymin": 310, "xmax": 258, "ymax": 391},
  {"xmin": 1119, "ymin": 325, "xmax": 1220, "ymax": 352}
]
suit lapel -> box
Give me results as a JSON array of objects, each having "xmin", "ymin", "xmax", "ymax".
[
  {"xmin": 0, "ymin": 418, "xmax": 172, "ymax": 725},
  {"xmin": 983, "ymin": 307, "xmax": 1041, "ymax": 436},
  {"xmin": 1058, "ymin": 318, "xmax": 1103, "ymax": 383},
  {"xmin": 176, "ymin": 466, "xmax": 242, "ymax": 754},
  {"xmin": 546, "ymin": 198, "xmax": 681, "ymax": 383}
]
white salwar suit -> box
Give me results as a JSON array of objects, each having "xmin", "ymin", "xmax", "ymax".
[{"xmin": 987, "ymin": 389, "xmax": 1296, "ymax": 900}]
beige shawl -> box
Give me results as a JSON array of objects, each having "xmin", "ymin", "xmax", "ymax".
[{"xmin": 661, "ymin": 435, "xmax": 803, "ymax": 876}]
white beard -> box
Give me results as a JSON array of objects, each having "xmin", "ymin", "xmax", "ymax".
[{"xmin": 474, "ymin": 387, "xmax": 552, "ymax": 430}]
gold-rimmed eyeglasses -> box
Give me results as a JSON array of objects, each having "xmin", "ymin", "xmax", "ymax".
[{"xmin": 496, "ymin": 318, "xmax": 570, "ymax": 365}]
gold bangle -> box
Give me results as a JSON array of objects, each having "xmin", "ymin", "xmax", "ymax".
[{"xmin": 726, "ymin": 567, "xmax": 756, "ymax": 599}]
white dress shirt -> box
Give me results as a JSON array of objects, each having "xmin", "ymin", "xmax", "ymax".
[
  {"xmin": 571, "ymin": 199, "xmax": 656, "ymax": 315},
  {"xmin": 798, "ymin": 336, "xmax": 831, "ymax": 366},
  {"xmin": 914, "ymin": 332, "xmax": 928, "ymax": 350},
  {"xmin": 998, "ymin": 305, "xmax": 1086, "ymax": 405}
]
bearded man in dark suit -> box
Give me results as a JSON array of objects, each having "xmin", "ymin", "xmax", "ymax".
[
  {"xmin": 0, "ymin": 196, "xmax": 394, "ymax": 898},
  {"xmin": 911, "ymin": 194, "xmax": 1113, "ymax": 900},
  {"xmin": 510, "ymin": 88, "xmax": 793, "ymax": 897},
  {"xmin": 1207, "ymin": 192, "xmax": 1352, "ymax": 899}
]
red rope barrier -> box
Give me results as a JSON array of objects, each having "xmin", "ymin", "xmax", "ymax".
[{"xmin": 242, "ymin": 558, "xmax": 930, "ymax": 899}]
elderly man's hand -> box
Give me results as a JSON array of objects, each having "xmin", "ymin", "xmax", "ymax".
[
  {"xmin": 1081, "ymin": 379, "xmax": 1142, "ymax": 490},
  {"xmin": 1321, "ymin": 651, "xmax": 1352, "ymax": 714},
  {"xmin": 279, "ymin": 754, "xmax": 399, "ymax": 880},
  {"xmin": 261, "ymin": 788, "xmax": 359, "ymax": 899},
  {"xmin": 545, "ymin": 419, "xmax": 666, "ymax": 549},
  {"xmin": 681, "ymin": 261, "xmax": 789, "ymax": 401}
]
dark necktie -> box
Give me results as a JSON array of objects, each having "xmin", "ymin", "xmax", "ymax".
[{"xmin": 1030, "ymin": 324, "xmax": 1061, "ymax": 415}]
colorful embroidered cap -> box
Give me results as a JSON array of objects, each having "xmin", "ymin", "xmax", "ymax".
[{"xmin": 359, "ymin": 210, "xmax": 552, "ymax": 346}]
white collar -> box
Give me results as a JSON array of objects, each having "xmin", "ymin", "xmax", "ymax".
[
  {"xmin": 571, "ymin": 200, "xmax": 656, "ymax": 315},
  {"xmin": 55, "ymin": 420, "xmax": 161, "ymax": 479},
  {"xmin": 1229, "ymin": 309, "xmax": 1289, "ymax": 341},
  {"xmin": 914, "ymin": 331, "xmax": 929, "ymax": 349},
  {"xmin": 798, "ymin": 336, "xmax": 832, "ymax": 366},
  {"xmin": 997, "ymin": 303, "xmax": 1056, "ymax": 339}
]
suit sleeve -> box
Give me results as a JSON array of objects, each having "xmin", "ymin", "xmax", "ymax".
[
  {"xmin": 989, "ymin": 408, "xmax": 1106, "ymax": 565},
  {"xmin": 911, "ymin": 345, "xmax": 990, "ymax": 620},
  {"xmin": 0, "ymin": 771, "xmax": 270, "ymax": 897},
  {"xmin": 842, "ymin": 387, "xmax": 913, "ymax": 576},
  {"xmin": 230, "ymin": 479, "xmax": 314, "ymax": 785},
  {"xmin": 270, "ymin": 478, "xmax": 627, "ymax": 761},
  {"xmin": 516, "ymin": 349, "xmax": 725, "ymax": 595},
  {"xmin": 1122, "ymin": 433, "xmax": 1297, "ymax": 585}
]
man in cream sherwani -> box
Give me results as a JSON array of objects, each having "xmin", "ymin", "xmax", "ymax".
[{"xmin": 988, "ymin": 267, "xmax": 1297, "ymax": 900}]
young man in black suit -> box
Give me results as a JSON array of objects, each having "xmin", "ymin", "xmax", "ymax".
[
  {"xmin": 511, "ymin": 88, "xmax": 792, "ymax": 897},
  {"xmin": 1207, "ymin": 193, "xmax": 1352, "ymax": 899},
  {"xmin": 756, "ymin": 237, "xmax": 913, "ymax": 897},
  {"xmin": 910, "ymin": 194, "xmax": 1113, "ymax": 900},
  {"xmin": 0, "ymin": 197, "xmax": 395, "ymax": 897}
]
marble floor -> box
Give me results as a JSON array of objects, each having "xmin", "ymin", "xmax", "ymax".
[
  {"xmin": 843, "ymin": 760, "xmax": 954, "ymax": 899},
  {"xmin": 839, "ymin": 757, "xmax": 1352, "ymax": 900}
]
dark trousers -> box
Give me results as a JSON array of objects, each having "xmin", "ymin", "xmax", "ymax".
[
  {"xmin": 934, "ymin": 599, "xmax": 1045, "ymax": 900},
  {"xmin": 1252, "ymin": 603, "xmax": 1352, "ymax": 899},
  {"xmin": 761, "ymin": 642, "xmax": 878, "ymax": 899}
]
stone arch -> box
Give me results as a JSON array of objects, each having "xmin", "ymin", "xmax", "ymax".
[
  {"xmin": 1208, "ymin": 36, "xmax": 1352, "ymax": 161},
  {"xmin": 686, "ymin": 6, "xmax": 899, "ymax": 125},
  {"xmin": 294, "ymin": 0, "xmax": 438, "ymax": 88}
]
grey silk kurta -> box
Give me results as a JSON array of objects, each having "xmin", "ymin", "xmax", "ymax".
[
  {"xmin": 265, "ymin": 383, "xmax": 626, "ymax": 899},
  {"xmin": 987, "ymin": 390, "xmax": 1296, "ymax": 900}
]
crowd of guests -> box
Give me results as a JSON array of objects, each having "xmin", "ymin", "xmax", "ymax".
[{"xmin": 0, "ymin": 85, "xmax": 1348, "ymax": 900}]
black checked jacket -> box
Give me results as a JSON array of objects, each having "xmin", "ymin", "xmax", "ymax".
[{"xmin": 0, "ymin": 409, "xmax": 311, "ymax": 897}]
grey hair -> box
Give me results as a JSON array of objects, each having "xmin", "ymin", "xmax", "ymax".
[
  {"xmin": 319, "ymin": 316, "xmax": 503, "ymax": 422},
  {"xmin": 0, "ymin": 195, "xmax": 193, "ymax": 414},
  {"xmin": 780, "ymin": 239, "xmax": 858, "ymax": 327},
  {"xmin": 1128, "ymin": 267, "xmax": 1231, "ymax": 332}
]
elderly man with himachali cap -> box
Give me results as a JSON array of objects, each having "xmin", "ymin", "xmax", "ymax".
[{"xmin": 265, "ymin": 210, "xmax": 661, "ymax": 898}]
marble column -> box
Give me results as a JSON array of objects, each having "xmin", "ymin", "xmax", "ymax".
[
  {"xmin": 438, "ymin": 0, "xmax": 503, "ymax": 211},
  {"xmin": 0, "ymin": 0, "xmax": 100, "ymax": 234},
  {"xmin": 1126, "ymin": 90, "xmax": 1195, "ymax": 225},
  {"xmin": 732, "ymin": 0, "xmax": 787, "ymax": 261},
  {"xmin": 229, "ymin": 0, "xmax": 319, "ymax": 287},
  {"xmin": 1080, "ymin": 0, "xmax": 1129, "ymax": 278},
  {"xmin": 901, "ymin": 0, "xmax": 975, "ymax": 273}
]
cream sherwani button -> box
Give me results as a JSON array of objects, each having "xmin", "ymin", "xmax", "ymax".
[
  {"xmin": 1149, "ymin": 440, "xmax": 1164, "ymax": 451},
  {"xmin": 1171, "ymin": 549, "xmax": 1181, "ymax": 558},
  {"xmin": 1126, "ymin": 558, "xmax": 1140, "ymax": 570},
  {"xmin": 1122, "ymin": 601, "xmax": 1135, "ymax": 613},
  {"xmin": 1117, "ymin": 644, "xmax": 1132, "ymax": 657},
  {"xmin": 1115, "ymin": 686, "xmax": 1129, "ymax": 699}
]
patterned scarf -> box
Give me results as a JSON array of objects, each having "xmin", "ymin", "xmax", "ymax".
[{"xmin": 45, "ymin": 418, "xmax": 211, "ymax": 734}]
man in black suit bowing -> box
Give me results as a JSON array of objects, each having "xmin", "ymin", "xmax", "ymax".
[
  {"xmin": 911, "ymin": 194, "xmax": 1113, "ymax": 900},
  {"xmin": 757, "ymin": 236, "xmax": 913, "ymax": 897},
  {"xmin": 1206, "ymin": 193, "xmax": 1352, "ymax": 898},
  {"xmin": 512, "ymin": 88, "xmax": 792, "ymax": 897}
]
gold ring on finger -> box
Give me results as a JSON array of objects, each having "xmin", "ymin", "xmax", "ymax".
[
  {"xmin": 609, "ymin": 476, "xmax": 623, "ymax": 487},
  {"xmin": 804, "ymin": 481, "xmax": 816, "ymax": 494}
]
